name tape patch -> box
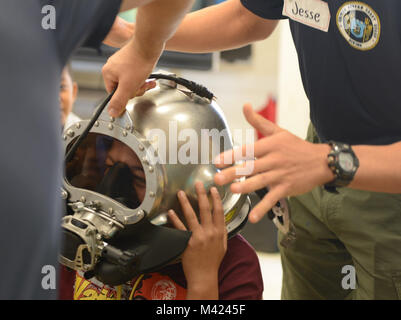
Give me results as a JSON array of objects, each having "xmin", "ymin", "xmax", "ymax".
[{"xmin": 283, "ymin": 0, "xmax": 331, "ymax": 32}]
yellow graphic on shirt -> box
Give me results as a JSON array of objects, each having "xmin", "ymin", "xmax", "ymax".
[
  {"xmin": 73, "ymin": 272, "xmax": 187, "ymax": 300},
  {"xmin": 74, "ymin": 273, "xmax": 117, "ymax": 300}
]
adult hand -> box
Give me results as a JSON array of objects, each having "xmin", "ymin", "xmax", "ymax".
[
  {"xmin": 102, "ymin": 38, "xmax": 163, "ymax": 118},
  {"xmin": 103, "ymin": 16, "xmax": 135, "ymax": 48},
  {"xmin": 168, "ymin": 182, "xmax": 227, "ymax": 300},
  {"xmin": 102, "ymin": 0, "xmax": 194, "ymax": 118},
  {"xmin": 135, "ymin": 80, "xmax": 157, "ymax": 97},
  {"xmin": 214, "ymin": 104, "xmax": 334, "ymax": 223}
]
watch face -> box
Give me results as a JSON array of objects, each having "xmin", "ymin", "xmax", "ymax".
[{"xmin": 339, "ymin": 152, "xmax": 354, "ymax": 172}]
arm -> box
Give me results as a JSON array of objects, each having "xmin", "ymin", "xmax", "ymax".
[
  {"xmin": 119, "ymin": 0, "xmax": 153, "ymax": 13},
  {"xmin": 102, "ymin": 0, "xmax": 194, "ymax": 117},
  {"xmin": 130, "ymin": 0, "xmax": 196, "ymax": 57},
  {"xmin": 168, "ymin": 183, "xmax": 227, "ymax": 300},
  {"xmin": 348, "ymin": 143, "xmax": 401, "ymax": 193},
  {"xmin": 103, "ymin": 16, "xmax": 135, "ymax": 48},
  {"xmin": 165, "ymin": 0, "xmax": 279, "ymax": 53},
  {"xmin": 104, "ymin": 0, "xmax": 278, "ymax": 52}
]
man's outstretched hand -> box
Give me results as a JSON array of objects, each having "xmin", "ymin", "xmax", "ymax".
[{"xmin": 214, "ymin": 104, "xmax": 334, "ymax": 223}]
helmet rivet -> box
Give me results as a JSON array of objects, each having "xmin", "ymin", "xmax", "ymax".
[
  {"xmin": 61, "ymin": 190, "xmax": 68, "ymax": 199},
  {"xmin": 94, "ymin": 121, "xmax": 100, "ymax": 127},
  {"xmin": 125, "ymin": 125, "xmax": 131, "ymax": 130},
  {"xmin": 66, "ymin": 130, "xmax": 75, "ymax": 138},
  {"xmin": 139, "ymin": 145, "xmax": 145, "ymax": 151},
  {"xmin": 75, "ymin": 123, "xmax": 81, "ymax": 129},
  {"xmin": 80, "ymin": 196, "xmax": 86, "ymax": 203},
  {"xmin": 63, "ymin": 135, "xmax": 67, "ymax": 141},
  {"xmin": 142, "ymin": 157, "xmax": 149, "ymax": 165},
  {"xmin": 149, "ymin": 192, "xmax": 155, "ymax": 198},
  {"xmin": 108, "ymin": 124, "xmax": 114, "ymax": 130},
  {"xmin": 123, "ymin": 130, "xmax": 128, "ymax": 137},
  {"xmin": 148, "ymin": 166, "xmax": 154, "ymax": 173},
  {"xmin": 108, "ymin": 208, "xmax": 114, "ymax": 215},
  {"xmin": 110, "ymin": 117, "xmax": 115, "ymax": 122}
]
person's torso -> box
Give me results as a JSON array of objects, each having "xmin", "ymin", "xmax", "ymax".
[
  {"xmin": 286, "ymin": 0, "xmax": 401, "ymax": 145},
  {"xmin": 65, "ymin": 234, "xmax": 262, "ymax": 300},
  {"xmin": 0, "ymin": 0, "xmax": 119, "ymax": 299}
]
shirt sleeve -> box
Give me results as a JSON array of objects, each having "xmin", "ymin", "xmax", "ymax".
[
  {"xmin": 218, "ymin": 235, "xmax": 264, "ymax": 300},
  {"xmin": 240, "ymin": 0, "xmax": 287, "ymax": 20}
]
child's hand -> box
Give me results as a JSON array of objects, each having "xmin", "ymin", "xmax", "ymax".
[{"xmin": 168, "ymin": 182, "xmax": 227, "ymax": 300}]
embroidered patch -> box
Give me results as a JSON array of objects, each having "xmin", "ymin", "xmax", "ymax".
[{"xmin": 336, "ymin": 2, "xmax": 380, "ymax": 51}]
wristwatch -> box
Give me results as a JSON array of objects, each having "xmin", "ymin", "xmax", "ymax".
[{"xmin": 324, "ymin": 141, "xmax": 359, "ymax": 193}]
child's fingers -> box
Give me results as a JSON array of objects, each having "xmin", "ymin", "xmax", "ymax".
[
  {"xmin": 177, "ymin": 190, "xmax": 200, "ymax": 231},
  {"xmin": 167, "ymin": 210, "xmax": 187, "ymax": 231},
  {"xmin": 195, "ymin": 182, "xmax": 212, "ymax": 227},
  {"xmin": 210, "ymin": 187, "xmax": 225, "ymax": 229}
]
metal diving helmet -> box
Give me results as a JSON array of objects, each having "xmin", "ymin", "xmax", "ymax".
[{"xmin": 59, "ymin": 73, "xmax": 250, "ymax": 286}]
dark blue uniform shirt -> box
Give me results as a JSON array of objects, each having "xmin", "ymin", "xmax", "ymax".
[
  {"xmin": 241, "ymin": 0, "xmax": 401, "ymax": 145},
  {"xmin": 0, "ymin": 0, "xmax": 121, "ymax": 299}
]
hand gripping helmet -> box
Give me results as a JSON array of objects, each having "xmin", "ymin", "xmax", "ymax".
[{"xmin": 59, "ymin": 74, "xmax": 250, "ymax": 286}]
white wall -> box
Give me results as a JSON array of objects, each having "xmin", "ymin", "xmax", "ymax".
[
  {"xmin": 276, "ymin": 21, "xmax": 310, "ymax": 139},
  {"xmin": 277, "ymin": 21, "xmax": 309, "ymax": 138}
]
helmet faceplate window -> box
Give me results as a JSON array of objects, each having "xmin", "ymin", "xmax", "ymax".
[{"xmin": 66, "ymin": 133, "xmax": 146, "ymax": 209}]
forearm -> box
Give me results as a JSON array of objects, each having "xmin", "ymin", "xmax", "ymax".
[
  {"xmin": 120, "ymin": 0, "xmax": 153, "ymax": 13},
  {"xmin": 186, "ymin": 274, "xmax": 219, "ymax": 300},
  {"xmin": 348, "ymin": 142, "xmax": 401, "ymax": 193},
  {"xmin": 127, "ymin": 0, "xmax": 195, "ymax": 57},
  {"xmin": 165, "ymin": 0, "xmax": 278, "ymax": 53},
  {"xmin": 313, "ymin": 142, "xmax": 401, "ymax": 194}
]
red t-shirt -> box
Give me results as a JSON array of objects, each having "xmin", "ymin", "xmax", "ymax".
[{"xmin": 59, "ymin": 234, "xmax": 263, "ymax": 300}]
